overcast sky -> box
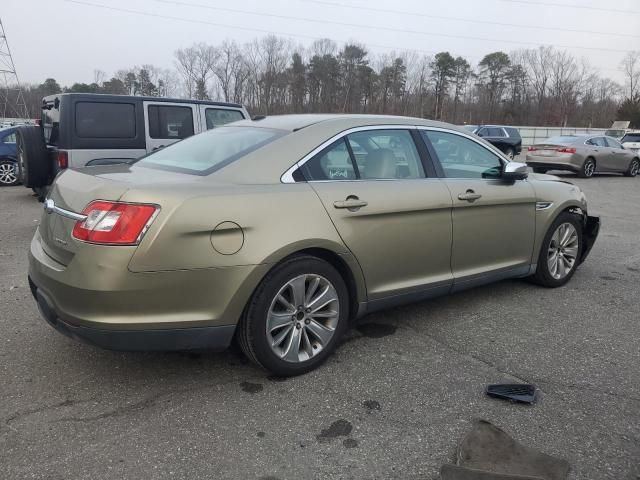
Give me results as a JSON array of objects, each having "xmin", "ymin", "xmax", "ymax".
[{"xmin": 3, "ymin": 0, "xmax": 639, "ymax": 86}]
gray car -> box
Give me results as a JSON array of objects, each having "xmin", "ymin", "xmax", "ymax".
[{"xmin": 526, "ymin": 135, "xmax": 640, "ymax": 178}]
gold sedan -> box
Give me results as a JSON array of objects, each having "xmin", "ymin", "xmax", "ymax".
[{"xmin": 29, "ymin": 115, "xmax": 599, "ymax": 376}]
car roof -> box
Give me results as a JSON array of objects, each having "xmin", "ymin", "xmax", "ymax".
[
  {"xmin": 42, "ymin": 93, "xmax": 244, "ymax": 109},
  {"xmin": 231, "ymin": 114, "xmax": 461, "ymax": 132}
]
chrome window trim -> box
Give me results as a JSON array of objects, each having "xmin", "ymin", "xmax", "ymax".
[
  {"xmin": 43, "ymin": 199, "xmax": 87, "ymax": 222},
  {"xmin": 281, "ymin": 124, "xmax": 419, "ymax": 183},
  {"xmin": 281, "ymin": 124, "xmax": 509, "ymax": 183}
]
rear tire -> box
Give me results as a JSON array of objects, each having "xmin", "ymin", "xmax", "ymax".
[
  {"xmin": 532, "ymin": 167, "xmax": 548, "ymax": 174},
  {"xmin": 16, "ymin": 126, "xmax": 51, "ymax": 188},
  {"xmin": 577, "ymin": 158, "xmax": 595, "ymax": 178},
  {"xmin": 237, "ymin": 255, "xmax": 349, "ymax": 376},
  {"xmin": 625, "ymin": 158, "xmax": 639, "ymax": 177},
  {"xmin": 530, "ymin": 212, "xmax": 583, "ymax": 288},
  {"xmin": 0, "ymin": 160, "xmax": 19, "ymax": 186}
]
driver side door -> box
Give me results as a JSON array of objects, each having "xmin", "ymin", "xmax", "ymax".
[{"xmin": 420, "ymin": 129, "xmax": 536, "ymax": 290}]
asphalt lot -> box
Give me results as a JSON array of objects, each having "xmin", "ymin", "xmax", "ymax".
[{"xmin": 1, "ymin": 173, "xmax": 639, "ymax": 480}]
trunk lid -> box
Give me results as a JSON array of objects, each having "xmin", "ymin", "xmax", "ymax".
[{"xmin": 39, "ymin": 164, "xmax": 196, "ymax": 265}]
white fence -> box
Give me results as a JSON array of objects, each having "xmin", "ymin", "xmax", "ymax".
[{"xmin": 515, "ymin": 126, "xmax": 607, "ymax": 146}]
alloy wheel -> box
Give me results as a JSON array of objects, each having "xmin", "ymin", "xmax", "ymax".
[
  {"xmin": 547, "ymin": 222, "xmax": 579, "ymax": 280},
  {"xmin": 0, "ymin": 162, "xmax": 18, "ymax": 185},
  {"xmin": 266, "ymin": 274, "xmax": 340, "ymax": 363},
  {"xmin": 631, "ymin": 160, "xmax": 639, "ymax": 177},
  {"xmin": 584, "ymin": 160, "xmax": 595, "ymax": 177}
]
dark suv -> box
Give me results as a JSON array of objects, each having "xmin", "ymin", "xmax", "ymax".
[
  {"xmin": 474, "ymin": 125, "xmax": 522, "ymax": 160},
  {"xmin": 16, "ymin": 93, "xmax": 249, "ymax": 199}
]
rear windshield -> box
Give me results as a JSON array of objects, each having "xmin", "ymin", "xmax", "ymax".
[
  {"xmin": 622, "ymin": 134, "xmax": 640, "ymax": 143},
  {"xmin": 135, "ymin": 126, "xmax": 286, "ymax": 175},
  {"xmin": 542, "ymin": 136, "xmax": 579, "ymax": 145}
]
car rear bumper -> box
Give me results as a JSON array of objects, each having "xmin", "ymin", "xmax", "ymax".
[
  {"xmin": 28, "ymin": 228, "xmax": 270, "ymax": 351},
  {"xmin": 30, "ymin": 278, "xmax": 236, "ymax": 351}
]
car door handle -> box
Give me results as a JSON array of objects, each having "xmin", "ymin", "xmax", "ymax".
[
  {"xmin": 334, "ymin": 198, "xmax": 368, "ymax": 209},
  {"xmin": 458, "ymin": 190, "xmax": 482, "ymax": 202}
]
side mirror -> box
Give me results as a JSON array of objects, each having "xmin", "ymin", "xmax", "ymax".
[{"xmin": 502, "ymin": 161, "xmax": 528, "ymax": 180}]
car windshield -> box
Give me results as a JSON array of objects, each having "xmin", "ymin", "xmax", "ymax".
[
  {"xmin": 622, "ymin": 134, "xmax": 640, "ymax": 143},
  {"xmin": 135, "ymin": 126, "xmax": 286, "ymax": 175},
  {"xmin": 542, "ymin": 136, "xmax": 579, "ymax": 145}
]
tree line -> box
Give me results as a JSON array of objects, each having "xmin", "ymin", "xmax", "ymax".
[{"xmin": 8, "ymin": 36, "xmax": 640, "ymax": 128}]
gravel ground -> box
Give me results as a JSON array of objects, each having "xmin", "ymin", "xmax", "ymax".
[{"xmin": 1, "ymin": 173, "xmax": 639, "ymax": 480}]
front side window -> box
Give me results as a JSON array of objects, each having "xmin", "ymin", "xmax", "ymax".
[
  {"xmin": 487, "ymin": 127, "xmax": 506, "ymax": 137},
  {"xmin": 299, "ymin": 129, "xmax": 425, "ymax": 181},
  {"xmin": 422, "ymin": 130, "xmax": 502, "ymax": 179},
  {"xmin": 135, "ymin": 126, "xmax": 285, "ymax": 175},
  {"xmin": 75, "ymin": 102, "xmax": 136, "ymax": 138},
  {"xmin": 148, "ymin": 105, "xmax": 194, "ymax": 139},
  {"xmin": 605, "ymin": 137, "xmax": 622, "ymax": 149},
  {"xmin": 205, "ymin": 108, "xmax": 244, "ymax": 129}
]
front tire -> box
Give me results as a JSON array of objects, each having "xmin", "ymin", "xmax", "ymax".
[
  {"xmin": 625, "ymin": 158, "xmax": 639, "ymax": 177},
  {"xmin": 530, "ymin": 212, "xmax": 583, "ymax": 288},
  {"xmin": 578, "ymin": 158, "xmax": 595, "ymax": 178},
  {"xmin": 237, "ymin": 255, "xmax": 349, "ymax": 376}
]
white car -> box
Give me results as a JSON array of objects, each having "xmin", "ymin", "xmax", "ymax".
[{"xmin": 621, "ymin": 132, "xmax": 640, "ymax": 153}]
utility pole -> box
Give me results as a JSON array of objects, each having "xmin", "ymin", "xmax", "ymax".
[{"xmin": 0, "ymin": 18, "xmax": 29, "ymax": 120}]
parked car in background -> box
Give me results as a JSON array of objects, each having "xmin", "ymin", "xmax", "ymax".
[
  {"xmin": 473, "ymin": 125, "xmax": 522, "ymax": 159},
  {"xmin": 526, "ymin": 135, "xmax": 640, "ymax": 178},
  {"xmin": 621, "ymin": 132, "xmax": 640, "ymax": 153},
  {"xmin": 29, "ymin": 114, "xmax": 599, "ymax": 376},
  {"xmin": 0, "ymin": 126, "xmax": 19, "ymax": 186},
  {"xmin": 15, "ymin": 93, "xmax": 250, "ymax": 199}
]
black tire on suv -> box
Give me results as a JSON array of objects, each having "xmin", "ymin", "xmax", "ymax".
[{"xmin": 16, "ymin": 126, "xmax": 51, "ymax": 189}]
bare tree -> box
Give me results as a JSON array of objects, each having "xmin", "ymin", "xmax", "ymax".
[{"xmin": 621, "ymin": 51, "xmax": 640, "ymax": 102}]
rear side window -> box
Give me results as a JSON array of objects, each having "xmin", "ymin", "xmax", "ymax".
[
  {"xmin": 299, "ymin": 129, "xmax": 425, "ymax": 181},
  {"xmin": 135, "ymin": 126, "xmax": 285, "ymax": 175},
  {"xmin": 205, "ymin": 108, "xmax": 244, "ymax": 129},
  {"xmin": 75, "ymin": 102, "xmax": 136, "ymax": 138},
  {"xmin": 589, "ymin": 137, "xmax": 607, "ymax": 147},
  {"xmin": 148, "ymin": 105, "xmax": 194, "ymax": 139}
]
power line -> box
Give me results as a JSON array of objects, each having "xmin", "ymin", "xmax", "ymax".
[
  {"xmin": 61, "ymin": 0, "xmax": 623, "ymax": 73},
  {"xmin": 499, "ymin": 0, "xmax": 640, "ymax": 15},
  {"xmin": 297, "ymin": 0, "xmax": 640, "ymax": 39},
  {"xmin": 145, "ymin": 0, "xmax": 635, "ymax": 53}
]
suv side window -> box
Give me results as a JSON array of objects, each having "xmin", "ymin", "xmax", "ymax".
[
  {"xmin": 148, "ymin": 105, "xmax": 194, "ymax": 139},
  {"xmin": 205, "ymin": 108, "xmax": 244, "ymax": 129},
  {"xmin": 487, "ymin": 127, "xmax": 505, "ymax": 137},
  {"xmin": 505, "ymin": 127, "xmax": 520, "ymax": 139},
  {"xmin": 422, "ymin": 130, "xmax": 502, "ymax": 179},
  {"xmin": 75, "ymin": 102, "xmax": 136, "ymax": 138}
]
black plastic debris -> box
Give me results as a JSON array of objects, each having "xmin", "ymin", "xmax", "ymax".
[{"xmin": 485, "ymin": 384, "xmax": 537, "ymax": 404}]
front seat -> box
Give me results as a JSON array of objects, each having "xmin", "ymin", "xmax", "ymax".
[{"xmin": 364, "ymin": 148, "xmax": 397, "ymax": 179}]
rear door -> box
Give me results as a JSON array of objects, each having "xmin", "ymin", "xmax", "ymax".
[
  {"xmin": 198, "ymin": 105, "xmax": 246, "ymax": 131},
  {"xmin": 298, "ymin": 127, "xmax": 453, "ymax": 301},
  {"xmin": 586, "ymin": 137, "xmax": 609, "ymax": 169},
  {"xmin": 143, "ymin": 101, "xmax": 198, "ymax": 153},
  {"xmin": 420, "ymin": 128, "xmax": 536, "ymax": 288}
]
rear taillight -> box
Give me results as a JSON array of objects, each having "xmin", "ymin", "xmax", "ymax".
[
  {"xmin": 72, "ymin": 201, "xmax": 159, "ymax": 245},
  {"xmin": 528, "ymin": 146, "xmax": 537, "ymax": 152},
  {"xmin": 556, "ymin": 147, "xmax": 576, "ymax": 154},
  {"xmin": 57, "ymin": 151, "xmax": 68, "ymax": 169}
]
